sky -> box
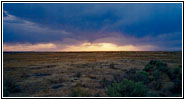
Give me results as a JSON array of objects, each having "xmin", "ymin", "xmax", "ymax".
[{"xmin": 3, "ymin": 3, "xmax": 182, "ymax": 51}]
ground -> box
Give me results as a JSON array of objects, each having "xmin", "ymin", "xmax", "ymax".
[{"xmin": 3, "ymin": 51, "xmax": 182, "ymax": 97}]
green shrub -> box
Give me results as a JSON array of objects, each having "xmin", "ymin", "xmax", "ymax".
[
  {"xmin": 124, "ymin": 69, "xmax": 149, "ymax": 85},
  {"xmin": 112, "ymin": 73, "xmax": 123, "ymax": 83},
  {"xmin": 160, "ymin": 82, "xmax": 175, "ymax": 96},
  {"xmin": 168, "ymin": 65, "xmax": 182, "ymax": 80},
  {"xmin": 138, "ymin": 71, "xmax": 149, "ymax": 76},
  {"xmin": 71, "ymin": 86, "xmax": 89, "ymax": 97},
  {"xmin": 136, "ymin": 71, "xmax": 149, "ymax": 84},
  {"xmin": 171, "ymin": 65, "xmax": 182, "ymax": 94},
  {"xmin": 172, "ymin": 80, "xmax": 182, "ymax": 93},
  {"xmin": 125, "ymin": 70, "xmax": 149, "ymax": 84},
  {"xmin": 147, "ymin": 91, "xmax": 160, "ymax": 97},
  {"xmin": 144, "ymin": 60, "xmax": 169, "ymax": 73},
  {"xmin": 152, "ymin": 70, "xmax": 161, "ymax": 80},
  {"xmin": 144, "ymin": 64, "xmax": 154, "ymax": 72},
  {"xmin": 124, "ymin": 68, "xmax": 137, "ymax": 81},
  {"xmin": 107, "ymin": 79, "xmax": 148, "ymax": 97},
  {"xmin": 149, "ymin": 60, "xmax": 158, "ymax": 65},
  {"xmin": 173, "ymin": 66, "xmax": 182, "ymax": 80},
  {"xmin": 167, "ymin": 69, "xmax": 175, "ymax": 80},
  {"xmin": 150, "ymin": 80, "xmax": 162, "ymax": 90},
  {"xmin": 150, "ymin": 70, "xmax": 162, "ymax": 90},
  {"xmin": 156, "ymin": 63, "xmax": 168, "ymax": 73}
]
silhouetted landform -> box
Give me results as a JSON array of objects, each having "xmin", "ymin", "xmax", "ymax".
[{"xmin": 3, "ymin": 51, "xmax": 182, "ymax": 97}]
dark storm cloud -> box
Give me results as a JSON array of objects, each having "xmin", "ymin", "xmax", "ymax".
[
  {"xmin": 3, "ymin": 3, "xmax": 182, "ymax": 51},
  {"xmin": 3, "ymin": 11, "xmax": 71, "ymax": 43}
]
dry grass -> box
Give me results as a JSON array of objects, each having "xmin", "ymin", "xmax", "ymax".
[{"xmin": 3, "ymin": 51, "xmax": 182, "ymax": 97}]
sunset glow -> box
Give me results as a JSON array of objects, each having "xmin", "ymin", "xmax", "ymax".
[
  {"xmin": 62, "ymin": 42, "xmax": 140, "ymax": 51},
  {"xmin": 3, "ymin": 42, "xmax": 157, "ymax": 51},
  {"xmin": 3, "ymin": 3, "xmax": 182, "ymax": 51}
]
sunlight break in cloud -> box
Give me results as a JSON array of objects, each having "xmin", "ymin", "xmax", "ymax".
[
  {"xmin": 3, "ymin": 42, "xmax": 157, "ymax": 52},
  {"xmin": 62, "ymin": 42, "xmax": 139, "ymax": 51},
  {"xmin": 61, "ymin": 42, "xmax": 155, "ymax": 51}
]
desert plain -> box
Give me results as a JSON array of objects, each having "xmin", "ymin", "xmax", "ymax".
[{"xmin": 3, "ymin": 51, "xmax": 182, "ymax": 97}]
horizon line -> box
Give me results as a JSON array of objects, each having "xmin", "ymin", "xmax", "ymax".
[{"xmin": 3, "ymin": 50, "xmax": 182, "ymax": 52}]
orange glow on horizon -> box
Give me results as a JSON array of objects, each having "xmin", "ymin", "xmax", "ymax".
[
  {"xmin": 62, "ymin": 42, "xmax": 141, "ymax": 51},
  {"xmin": 3, "ymin": 42, "xmax": 155, "ymax": 51}
]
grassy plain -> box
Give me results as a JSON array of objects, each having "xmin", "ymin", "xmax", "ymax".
[{"xmin": 3, "ymin": 51, "xmax": 182, "ymax": 97}]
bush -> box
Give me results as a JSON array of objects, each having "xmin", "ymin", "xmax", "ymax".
[
  {"xmin": 160, "ymin": 82, "xmax": 174, "ymax": 96},
  {"xmin": 168, "ymin": 65, "xmax": 182, "ymax": 81},
  {"xmin": 144, "ymin": 60, "xmax": 169, "ymax": 73},
  {"xmin": 150, "ymin": 70, "xmax": 163, "ymax": 90},
  {"xmin": 172, "ymin": 80, "xmax": 182, "ymax": 93},
  {"xmin": 113, "ymin": 73, "xmax": 123, "ymax": 83},
  {"xmin": 173, "ymin": 66, "xmax": 182, "ymax": 80},
  {"xmin": 106, "ymin": 60, "xmax": 181, "ymax": 97},
  {"xmin": 147, "ymin": 91, "xmax": 160, "ymax": 97},
  {"xmin": 167, "ymin": 69, "xmax": 175, "ymax": 80},
  {"xmin": 136, "ymin": 71, "xmax": 149, "ymax": 84},
  {"xmin": 150, "ymin": 80, "xmax": 162, "ymax": 90},
  {"xmin": 144, "ymin": 64, "xmax": 154, "ymax": 72},
  {"xmin": 138, "ymin": 71, "xmax": 149, "ymax": 76},
  {"xmin": 124, "ymin": 70, "xmax": 149, "ymax": 84},
  {"xmin": 124, "ymin": 68, "xmax": 137, "ymax": 81},
  {"xmin": 71, "ymin": 86, "xmax": 89, "ymax": 97},
  {"xmin": 107, "ymin": 79, "xmax": 148, "ymax": 97},
  {"xmin": 152, "ymin": 70, "xmax": 161, "ymax": 80},
  {"xmin": 168, "ymin": 66, "xmax": 182, "ymax": 94},
  {"xmin": 156, "ymin": 63, "xmax": 168, "ymax": 73}
]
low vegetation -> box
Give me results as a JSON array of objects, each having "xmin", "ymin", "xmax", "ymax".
[
  {"xmin": 3, "ymin": 52, "xmax": 182, "ymax": 97},
  {"xmin": 107, "ymin": 79, "xmax": 148, "ymax": 97},
  {"xmin": 106, "ymin": 60, "xmax": 182, "ymax": 97},
  {"xmin": 70, "ymin": 86, "xmax": 89, "ymax": 97}
]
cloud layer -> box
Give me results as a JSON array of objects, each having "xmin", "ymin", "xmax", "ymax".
[{"xmin": 3, "ymin": 3, "xmax": 182, "ymax": 51}]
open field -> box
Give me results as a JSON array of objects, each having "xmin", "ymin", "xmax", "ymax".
[{"xmin": 3, "ymin": 51, "xmax": 182, "ymax": 97}]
